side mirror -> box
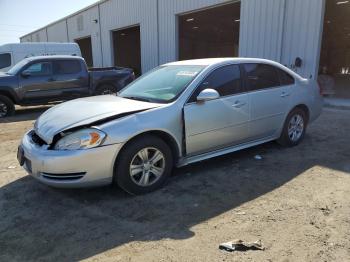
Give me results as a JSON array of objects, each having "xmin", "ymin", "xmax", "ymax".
[
  {"xmin": 197, "ymin": 89, "xmax": 220, "ymax": 102},
  {"xmin": 21, "ymin": 70, "xmax": 31, "ymax": 77}
]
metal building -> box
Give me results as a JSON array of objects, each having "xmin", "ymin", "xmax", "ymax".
[{"xmin": 20, "ymin": 0, "xmax": 350, "ymax": 99}]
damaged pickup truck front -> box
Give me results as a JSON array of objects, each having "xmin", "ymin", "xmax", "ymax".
[{"xmin": 18, "ymin": 58, "xmax": 323, "ymax": 195}]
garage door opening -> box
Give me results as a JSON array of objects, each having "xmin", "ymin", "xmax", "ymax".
[
  {"xmin": 178, "ymin": 2, "xmax": 241, "ymax": 61},
  {"xmin": 75, "ymin": 36, "xmax": 93, "ymax": 68},
  {"xmin": 112, "ymin": 26, "xmax": 141, "ymax": 76},
  {"xmin": 319, "ymin": 0, "xmax": 350, "ymax": 99}
]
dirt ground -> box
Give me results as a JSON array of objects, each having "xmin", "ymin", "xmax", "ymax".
[{"xmin": 0, "ymin": 106, "xmax": 349, "ymax": 262}]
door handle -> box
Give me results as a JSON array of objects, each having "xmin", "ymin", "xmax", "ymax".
[
  {"xmin": 232, "ymin": 101, "xmax": 246, "ymax": 108},
  {"xmin": 281, "ymin": 92, "xmax": 290, "ymax": 98},
  {"xmin": 48, "ymin": 78, "xmax": 56, "ymax": 82}
]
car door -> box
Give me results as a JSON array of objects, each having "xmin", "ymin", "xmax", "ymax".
[
  {"xmin": 184, "ymin": 64, "xmax": 250, "ymax": 156},
  {"xmin": 19, "ymin": 61, "xmax": 57, "ymax": 102},
  {"xmin": 243, "ymin": 63, "xmax": 294, "ymax": 140},
  {"xmin": 52, "ymin": 59, "xmax": 90, "ymax": 98}
]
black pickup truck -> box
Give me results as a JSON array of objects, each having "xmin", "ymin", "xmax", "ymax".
[{"xmin": 0, "ymin": 55, "xmax": 135, "ymax": 117}]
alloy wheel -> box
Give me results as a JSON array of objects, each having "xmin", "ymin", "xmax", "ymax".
[
  {"xmin": 129, "ymin": 147, "xmax": 166, "ymax": 187},
  {"xmin": 288, "ymin": 114, "xmax": 304, "ymax": 142}
]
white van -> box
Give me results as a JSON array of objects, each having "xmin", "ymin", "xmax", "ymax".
[{"xmin": 0, "ymin": 43, "xmax": 82, "ymax": 72}]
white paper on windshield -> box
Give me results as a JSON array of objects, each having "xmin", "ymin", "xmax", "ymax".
[{"xmin": 176, "ymin": 71, "xmax": 198, "ymax": 77}]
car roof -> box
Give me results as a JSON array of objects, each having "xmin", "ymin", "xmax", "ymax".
[
  {"xmin": 166, "ymin": 57, "xmax": 279, "ymax": 66},
  {"xmin": 25, "ymin": 55, "xmax": 83, "ymax": 61},
  {"xmin": 165, "ymin": 58, "xmax": 304, "ymax": 80},
  {"xmin": 0, "ymin": 42, "xmax": 79, "ymax": 51}
]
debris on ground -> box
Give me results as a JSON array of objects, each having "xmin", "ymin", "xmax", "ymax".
[
  {"xmin": 254, "ymin": 155, "xmax": 263, "ymax": 160},
  {"xmin": 319, "ymin": 206, "xmax": 331, "ymax": 216},
  {"xmin": 7, "ymin": 166, "xmax": 16, "ymax": 169},
  {"xmin": 219, "ymin": 239, "xmax": 265, "ymax": 252}
]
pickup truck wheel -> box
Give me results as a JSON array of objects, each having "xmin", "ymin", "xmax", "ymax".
[
  {"xmin": 115, "ymin": 135, "xmax": 173, "ymax": 195},
  {"xmin": 96, "ymin": 85, "xmax": 116, "ymax": 95},
  {"xmin": 0, "ymin": 95, "xmax": 15, "ymax": 118}
]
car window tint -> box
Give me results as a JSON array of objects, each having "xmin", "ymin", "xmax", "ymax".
[
  {"xmin": 0, "ymin": 53, "xmax": 11, "ymax": 69},
  {"xmin": 53, "ymin": 60, "xmax": 81, "ymax": 74},
  {"xmin": 189, "ymin": 65, "xmax": 242, "ymax": 102},
  {"xmin": 277, "ymin": 68, "xmax": 295, "ymax": 86},
  {"xmin": 25, "ymin": 62, "xmax": 52, "ymax": 76},
  {"xmin": 244, "ymin": 63, "xmax": 280, "ymax": 91}
]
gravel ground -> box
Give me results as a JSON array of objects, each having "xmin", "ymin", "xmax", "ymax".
[{"xmin": 0, "ymin": 106, "xmax": 349, "ymax": 262}]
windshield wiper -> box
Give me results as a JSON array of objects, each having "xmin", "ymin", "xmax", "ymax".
[{"xmin": 122, "ymin": 96, "xmax": 153, "ymax": 102}]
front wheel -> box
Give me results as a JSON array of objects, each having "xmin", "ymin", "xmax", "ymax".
[
  {"xmin": 277, "ymin": 108, "xmax": 308, "ymax": 147},
  {"xmin": 0, "ymin": 95, "xmax": 15, "ymax": 118},
  {"xmin": 115, "ymin": 135, "xmax": 173, "ymax": 195}
]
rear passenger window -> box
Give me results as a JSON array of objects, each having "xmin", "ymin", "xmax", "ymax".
[
  {"xmin": 53, "ymin": 60, "xmax": 81, "ymax": 74},
  {"xmin": 244, "ymin": 64, "xmax": 280, "ymax": 91},
  {"xmin": 0, "ymin": 53, "xmax": 11, "ymax": 69},
  {"xmin": 277, "ymin": 68, "xmax": 295, "ymax": 86},
  {"xmin": 189, "ymin": 65, "xmax": 242, "ymax": 102}
]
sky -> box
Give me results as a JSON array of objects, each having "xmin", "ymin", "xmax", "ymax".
[{"xmin": 0, "ymin": 0, "xmax": 100, "ymax": 45}]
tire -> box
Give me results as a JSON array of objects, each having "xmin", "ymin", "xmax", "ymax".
[
  {"xmin": 0, "ymin": 95, "xmax": 15, "ymax": 118},
  {"xmin": 277, "ymin": 108, "xmax": 308, "ymax": 147},
  {"xmin": 96, "ymin": 84, "xmax": 116, "ymax": 95},
  {"xmin": 115, "ymin": 135, "xmax": 173, "ymax": 195}
]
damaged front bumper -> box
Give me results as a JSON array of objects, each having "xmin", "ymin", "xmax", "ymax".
[{"xmin": 19, "ymin": 130, "xmax": 123, "ymax": 188}]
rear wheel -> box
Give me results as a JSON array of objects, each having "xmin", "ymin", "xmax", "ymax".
[
  {"xmin": 0, "ymin": 95, "xmax": 15, "ymax": 118},
  {"xmin": 96, "ymin": 84, "xmax": 116, "ymax": 95},
  {"xmin": 115, "ymin": 135, "xmax": 173, "ymax": 195},
  {"xmin": 278, "ymin": 108, "xmax": 307, "ymax": 147}
]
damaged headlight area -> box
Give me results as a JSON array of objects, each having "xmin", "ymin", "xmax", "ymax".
[{"xmin": 54, "ymin": 128, "xmax": 107, "ymax": 151}]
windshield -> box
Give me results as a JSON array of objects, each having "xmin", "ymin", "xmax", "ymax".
[
  {"xmin": 119, "ymin": 65, "xmax": 205, "ymax": 103},
  {"xmin": 7, "ymin": 59, "xmax": 30, "ymax": 75}
]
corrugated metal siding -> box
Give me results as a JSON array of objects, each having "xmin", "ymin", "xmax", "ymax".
[
  {"xmin": 158, "ymin": 0, "xmax": 232, "ymax": 64},
  {"xmin": 20, "ymin": 35, "xmax": 33, "ymax": 43},
  {"xmin": 19, "ymin": 0, "xmax": 325, "ymax": 78},
  {"xmin": 47, "ymin": 20, "xmax": 68, "ymax": 42},
  {"xmin": 239, "ymin": 0, "xmax": 324, "ymax": 79},
  {"xmin": 99, "ymin": 0, "xmax": 158, "ymax": 72},
  {"xmin": 31, "ymin": 29, "xmax": 48, "ymax": 42},
  {"xmin": 239, "ymin": 0, "xmax": 285, "ymax": 61},
  {"xmin": 67, "ymin": 6, "xmax": 102, "ymax": 67},
  {"xmin": 281, "ymin": 0, "xmax": 325, "ymax": 79}
]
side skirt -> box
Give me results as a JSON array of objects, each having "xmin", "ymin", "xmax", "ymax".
[{"xmin": 176, "ymin": 136, "xmax": 277, "ymax": 167}]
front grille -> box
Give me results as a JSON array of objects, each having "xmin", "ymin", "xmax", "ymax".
[
  {"xmin": 30, "ymin": 131, "xmax": 47, "ymax": 146},
  {"xmin": 41, "ymin": 172, "xmax": 86, "ymax": 181}
]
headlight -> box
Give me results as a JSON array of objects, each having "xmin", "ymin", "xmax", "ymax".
[{"xmin": 54, "ymin": 128, "xmax": 106, "ymax": 151}]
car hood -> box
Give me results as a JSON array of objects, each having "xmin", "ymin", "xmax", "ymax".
[
  {"xmin": 35, "ymin": 95, "xmax": 162, "ymax": 144},
  {"xmin": 0, "ymin": 73, "xmax": 15, "ymax": 84}
]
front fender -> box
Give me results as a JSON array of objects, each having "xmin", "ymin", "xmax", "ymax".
[
  {"xmin": 98, "ymin": 105, "xmax": 184, "ymax": 156},
  {"xmin": 0, "ymin": 85, "xmax": 20, "ymax": 103}
]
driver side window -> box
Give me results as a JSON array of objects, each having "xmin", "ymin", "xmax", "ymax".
[
  {"xmin": 189, "ymin": 65, "xmax": 243, "ymax": 103},
  {"xmin": 24, "ymin": 62, "xmax": 52, "ymax": 76}
]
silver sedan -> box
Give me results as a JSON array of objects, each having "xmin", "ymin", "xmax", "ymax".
[{"xmin": 18, "ymin": 58, "xmax": 323, "ymax": 194}]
